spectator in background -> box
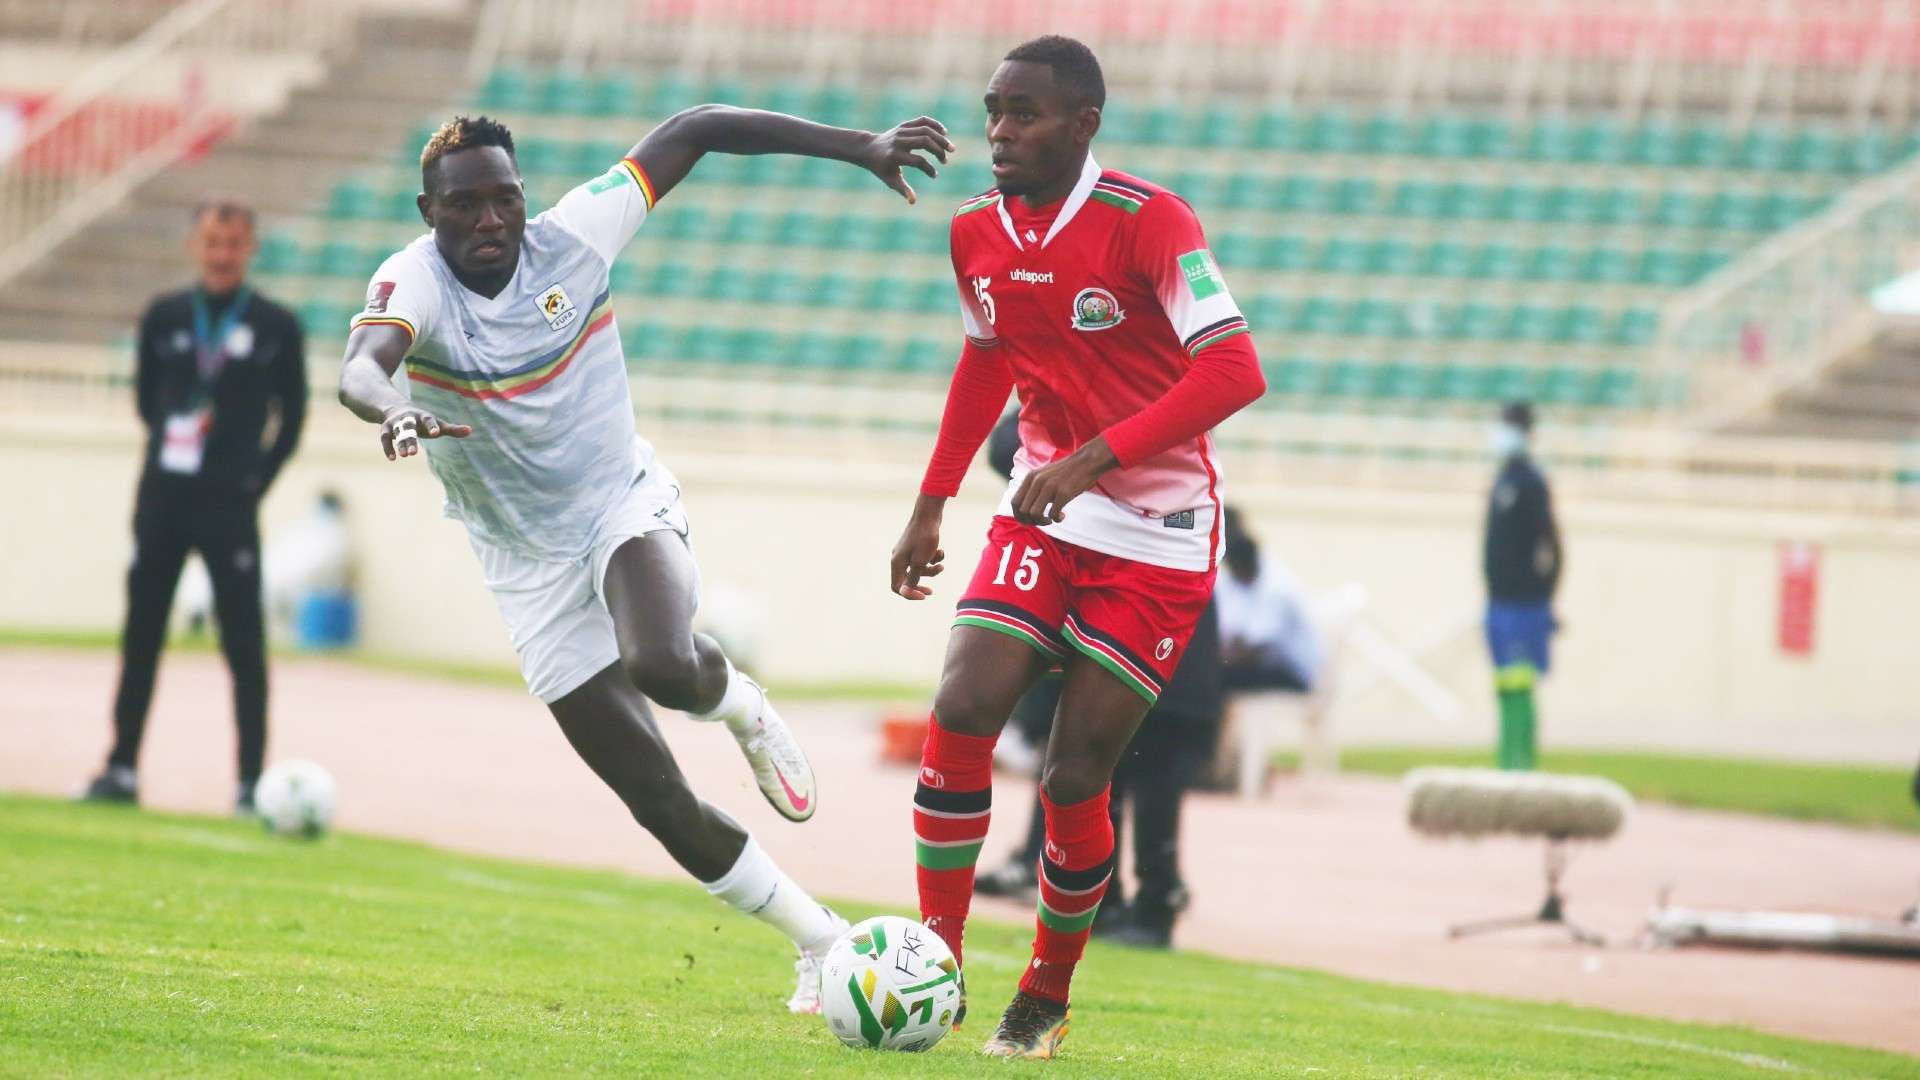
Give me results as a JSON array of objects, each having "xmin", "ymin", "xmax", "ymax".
[
  {"xmin": 974, "ymin": 410, "xmax": 1226, "ymax": 949},
  {"xmin": 1482, "ymin": 400, "xmax": 1561, "ymax": 771},
  {"xmin": 1216, "ymin": 506, "xmax": 1323, "ymax": 694},
  {"xmin": 82, "ymin": 199, "xmax": 307, "ymax": 813}
]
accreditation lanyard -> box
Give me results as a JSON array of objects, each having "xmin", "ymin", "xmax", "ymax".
[{"xmin": 188, "ymin": 286, "xmax": 252, "ymax": 406}]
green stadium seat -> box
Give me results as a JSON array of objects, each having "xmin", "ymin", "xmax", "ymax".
[
  {"xmin": 1679, "ymin": 123, "xmax": 1733, "ymax": 169},
  {"xmin": 1581, "ymin": 246, "xmax": 1636, "ymax": 285},
  {"xmin": 297, "ymin": 299, "xmax": 351, "ymax": 338},
  {"xmin": 1523, "ymin": 119, "xmax": 1579, "ymax": 163},
  {"xmin": 620, "ymin": 319, "xmax": 664, "ymax": 361},
  {"xmin": 1330, "ymin": 177, "xmax": 1379, "ymax": 214},
  {"xmin": 306, "ymin": 241, "xmax": 367, "ymax": 279},
  {"xmin": 1389, "ymin": 180, "xmax": 1442, "ymax": 217},
  {"xmin": 326, "ymin": 179, "xmax": 379, "ymax": 221},
  {"xmin": 1304, "ymin": 109, "xmax": 1361, "ymax": 154},
  {"xmin": 1296, "ymin": 297, "xmax": 1344, "ymax": 335},
  {"xmin": 647, "ymin": 260, "xmax": 698, "ymax": 300},
  {"xmin": 1434, "ymin": 362, "xmax": 1482, "ymax": 402},
  {"xmin": 1483, "ymin": 364, "xmax": 1533, "ymax": 403},
  {"xmin": 1256, "ymin": 235, "xmax": 1311, "ymax": 272},
  {"xmin": 254, "ymin": 235, "xmax": 298, "ymax": 275},
  {"xmin": 385, "ymin": 188, "xmax": 424, "ymax": 224},
  {"xmin": 1629, "ymin": 123, "xmax": 1684, "ymax": 167},
  {"xmin": 1266, "ymin": 357, "xmax": 1319, "ymax": 397},
  {"xmin": 583, "ymin": 72, "xmax": 638, "ymax": 118},
  {"xmin": 1706, "ymin": 191, "xmax": 1763, "ymax": 231},
  {"xmin": 536, "ymin": 71, "xmax": 590, "ymax": 116},
  {"xmin": 1372, "ymin": 238, "xmax": 1420, "ymax": 276},
  {"xmin": 1614, "ymin": 309, "xmax": 1659, "ymax": 347},
  {"xmin": 1508, "ymin": 305, "xmax": 1557, "ymax": 342},
  {"xmin": 1571, "ymin": 118, "xmax": 1629, "ymax": 165},
  {"xmin": 1361, "ymin": 113, "xmax": 1414, "ymax": 155},
  {"xmin": 1193, "ymin": 105, "xmax": 1248, "ymax": 149},
  {"xmin": 1322, "ymin": 359, "xmax": 1376, "ymax": 400},
  {"xmin": 1593, "ymin": 367, "xmax": 1640, "ymax": 408},
  {"xmin": 1251, "ymin": 110, "xmax": 1301, "ymax": 152},
  {"xmin": 1535, "ymin": 364, "xmax": 1593, "ymax": 407},
  {"xmin": 1276, "ymin": 175, "xmax": 1329, "ymax": 213},
  {"xmin": 1736, "ymin": 127, "xmax": 1789, "ymax": 171},
  {"xmin": 1469, "ymin": 245, "xmax": 1524, "ymax": 282},
  {"xmin": 609, "ymin": 260, "xmax": 646, "ymax": 296},
  {"xmin": 1652, "ymin": 191, "xmax": 1705, "ymax": 229},
  {"xmin": 1527, "ymin": 245, "xmax": 1580, "ymax": 282},
  {"xmin": 1138, "ymin": 104, "xmax": 1184, "ymax": 146},
  {"xmin": 1418, "ymin": 114, "xmax": 1475, "ymax": 158},
  {"xmin": 476, "ymin": 67, "xmax": 534, "ymax": 112},
  {"xmin": 1315, "ymin": 237, "xmax": 1371, "ymax": 274},
  {"xmin": 911, "ymin": 277, "xmax": 953, "ymax": 314},
  {"xmin": 1560, "ymin": 306, "xmax": 1609, "ymax": 345},
  {"xmin": 899, "ymin": 337, "xmax": 951, "ymax": 374},
  {"xmin": 1422, "ymin": 242, "xmax": 1473, "ymax": 278},
  {"xmin": 1375, "ymin": 360, "xmax": 1436, "ymax": 401}
]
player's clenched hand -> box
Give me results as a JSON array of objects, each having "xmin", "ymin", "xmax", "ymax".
[
  {"xmin": 1011, "ymin": 436, "xmax": 1120, "ymax": 526},
  {"xmin": 890, "ymin": 495, "xmax": 947, "ymax": 600},
  {"xmin": 859, "ymin": 116, "xmax": 956, "ymax": 205},
  {"xmin": 380, "ymin": 404, "xmax": 471, "ymax": 461}
]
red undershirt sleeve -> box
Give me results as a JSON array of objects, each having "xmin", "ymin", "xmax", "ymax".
[
  {"xmin": 920, "ymin": 339, "xmax": 1015, "ymax": 498},
  {"xmin": 1103, "ymin": 334, "xmax": 1264, "ymax": 468},
  {"xmin": 1101, "ymin": 193, "xmax": 1266, "ymax": 468}
]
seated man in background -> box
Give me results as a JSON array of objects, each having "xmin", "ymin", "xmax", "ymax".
[{"xmin": 1215, "ymin": 505, "xmax": 1322, "ymax": 694}]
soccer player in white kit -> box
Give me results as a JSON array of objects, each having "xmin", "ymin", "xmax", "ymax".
[{"xmin": 337, "ymin": 109, "xmax": 956, "ymax": 1011}]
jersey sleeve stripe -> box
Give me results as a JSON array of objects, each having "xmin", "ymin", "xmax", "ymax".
[
  {"xmin": 954, "ymin": 191, "xmax": 1002, "ymax": 217},
  {"xmin": 1089, "ymin": 186, "xmax": 1144, "ymax": 214},
  {"xmin": 619, "ymin": 157, "xmax": 657, "ymax": 210},
  {"xmin": 965, "ymin": 334, "xmax": 998, "ymax": 348},
  {"xmin": 1096, "ymin": 174, "xmax": 1154, "ymax": 199},
  {"xmin": 349, "ymin": 314, "xmax": 417, "ymax": 342},
  {"xmin": 1182, "ymin": 315, "xmax": 1246, "ymax": 351},
  {"xmin": 1188, "ymin": 319, "xmax": 1251, "ymax": 355}
]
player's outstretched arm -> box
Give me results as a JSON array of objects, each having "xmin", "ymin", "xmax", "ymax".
[
  {"xmin": 338, "ymin": 322, "xmax": 471, "ymax": 461},
  {"xmin": 629, "ymin": 105, "xmax": 955, "ymax": 205}
]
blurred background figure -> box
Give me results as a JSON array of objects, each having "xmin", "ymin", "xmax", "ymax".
[
  {"xmin": 1216, "ymin": 505, "xmax": 1323, "ymax": 695},
  {"xmin": 83, "ymin": 199, "xmax": 308, "ymax": 813},
  {"xmin": 178, "ymin": 489, "xmax": 356, "ymax": 647},
  {"xmin": 974, "ymin": 410, "xmax": 1226, "ymax": 949},
  {"xmin": 1482, "ymin": 400, "xmax": 1561, "ymax": 771}
]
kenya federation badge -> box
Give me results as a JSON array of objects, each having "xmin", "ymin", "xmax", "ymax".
[{"xmin": 1069, "ymin": 286, "xmax": 1124, "ymax": 332}]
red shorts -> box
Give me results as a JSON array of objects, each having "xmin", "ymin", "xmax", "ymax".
[{"xmin": 954, "ymin": 516, "xmax": 1216, "ymax": 704}]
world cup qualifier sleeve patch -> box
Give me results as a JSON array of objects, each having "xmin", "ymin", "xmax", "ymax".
[{"xmin": 1178, "ymin": 249, "xmax": 1224, "ymax": 300}]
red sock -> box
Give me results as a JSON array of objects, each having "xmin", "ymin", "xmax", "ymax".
[
  {"xmin": 914, "ymin": 716, "xmax": 996, "ymax": 970},
  {"xmin": 1020, "ymin": 785, "xmax": 1114, "ymax": 1005}
]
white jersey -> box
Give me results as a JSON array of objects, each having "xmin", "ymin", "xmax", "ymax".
[{"xmin": 353, "ymin": 157, "xmax": 657, "ymax": 560}]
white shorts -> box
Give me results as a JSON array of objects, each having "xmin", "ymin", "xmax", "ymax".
[{"xmin": 470, "ymin": 462, "xmax": 694, "ymax": 703}]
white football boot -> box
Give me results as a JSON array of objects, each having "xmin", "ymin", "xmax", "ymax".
[
  {"xmin": 734, "ymin": 678, "xmax": 817, "ymax": 822},
  {"xmin": 787, "ymin": 910, "xmax": 851, "ymax": 1014}
]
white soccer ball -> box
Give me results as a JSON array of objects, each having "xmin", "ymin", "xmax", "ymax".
[
  {"xmin": 819, "ymin": 915, "xmax": 963, "ymax": 1052},
  {"xmin": 254, "ymin": 759, "xmax": 336, "ymax": 838}
]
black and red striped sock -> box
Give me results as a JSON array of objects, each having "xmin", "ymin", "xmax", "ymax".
[
  {"xmin": 1019, "ymin": 785, "xmax": 1114, "ymax": 1005},
  {"xmin": 914, "ymin": 716, "xmax": 995, "ymax": 969}
]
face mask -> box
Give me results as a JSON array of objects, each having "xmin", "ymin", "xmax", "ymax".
[{"xmin": 1490, "ymin": 424, "xmax": 1527, "ymax": 459}]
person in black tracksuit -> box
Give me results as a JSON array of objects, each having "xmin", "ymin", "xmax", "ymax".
[
  {"xmin": 82, "ymin": 201, "xmax": 307, "ymax": 812},
  {"xmin": 972, "ymin": 410, "xmax": 1226, "ymax": 948}
]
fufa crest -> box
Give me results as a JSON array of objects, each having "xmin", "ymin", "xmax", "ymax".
[
  {"xmin": 1069, "ymin": 286, "xmax": 1124, "ymax": 332},
  {"xmin": 535, "ymin": 283, "xmax": 578, "ymax": 332}
]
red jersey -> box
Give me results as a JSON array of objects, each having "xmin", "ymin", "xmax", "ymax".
[{"xmin": 924, "ymin": 155, "xmax": 1264, "ymax": 571}]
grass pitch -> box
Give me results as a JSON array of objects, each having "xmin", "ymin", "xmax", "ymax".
[
  {"xmin": 2, "ymin": 796, "xmax": 1912, "ymax": 1078},
  {"xmin": 1286, "ymin": 747, "xmax": 1920, "ymax": 835}
]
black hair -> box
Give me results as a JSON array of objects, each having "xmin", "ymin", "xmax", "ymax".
[
  {"xmin": 419, "ymin": 114, "xmax": 517, "ymax": 193},
  {"xmin": 1500, "ymin": 399, "xmax": 1536, "ymax": 432},
  {"xmin": 1004, "ymin": 34, "xmax": 1106, "ymax": 109},
  {"xmin": 191, "ymin": 198, "xmax": 255, "ymax": 230}
]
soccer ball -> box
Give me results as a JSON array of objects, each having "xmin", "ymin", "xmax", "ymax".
[
  {"xmin": 253, "ymin": 759, "xmax": 336, "ymax": 838},
  {"xmin": 819, "ymin": 915, "xmax": 962, "ymax": 1052}
]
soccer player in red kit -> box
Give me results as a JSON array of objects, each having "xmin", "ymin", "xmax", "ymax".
[{"xmin": 888, "ymin": 35, "xmax": 1267, "ymax": 1059}]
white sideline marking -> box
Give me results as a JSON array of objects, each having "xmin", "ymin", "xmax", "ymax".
[
  {"xmin": 1536, "ymin": 1024, "xmax": 1800, "ymax": 1073},
  {"xmin": 445, "ymin": 869, "xmax": 618, "ymax": 906}
]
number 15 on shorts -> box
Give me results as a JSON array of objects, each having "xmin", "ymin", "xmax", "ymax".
[{"xmin": 993, "ymin": 542, "xmax": 1044, "ymax": 592}]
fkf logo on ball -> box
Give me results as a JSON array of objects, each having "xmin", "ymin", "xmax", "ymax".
[{"xmin": 535, "ymin": 283, "xmax": 578, "ymax": 332}]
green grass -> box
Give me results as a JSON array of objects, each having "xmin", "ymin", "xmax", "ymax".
[
  {"xmin": 1285, "ymin": 747, "xmax": 1920, "ymax": 834},
  {"xmin": 1, "ymin": 796, "xmax": 1912, "ymax": 1078},
  {"xmin": 0, "ymin": 626, "xmax": 932, "ymax": 703}
]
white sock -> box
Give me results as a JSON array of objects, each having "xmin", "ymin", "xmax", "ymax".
[
  {"xmin": 689, "ymin": 658, "xmax": 760, "ymax": 738},
  {"xmin": 703, "ymin": 837, "xmax": 839, "ymax": 953}
]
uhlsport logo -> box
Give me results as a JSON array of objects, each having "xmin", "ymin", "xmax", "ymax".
[
  {"xmin": 1155, "ymin": 637, "xmax": 1176, "ymax": 661},
  {"xmin": 535, "ymin": 283, "xmax": 578, "ymax": 332},
  {"xmin": 1009, "ymin": 268, "xmax": 1054, "ymax": 284},
  {"xmin": 919, "ymin": 766, "xmax": 946, "ymax": 789},
  {"xmin": 1069, "ymin": 286, "xmax": 1124, "ymax": 331}
]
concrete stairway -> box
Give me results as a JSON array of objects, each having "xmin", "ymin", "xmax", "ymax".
[
  {"xmin": 0, "ymin": 8, "xmax": 475, "ymax": 346},
  {"xmin": 1725, "ymin": 324, "xmax": 1920, "ymax": 442}
]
